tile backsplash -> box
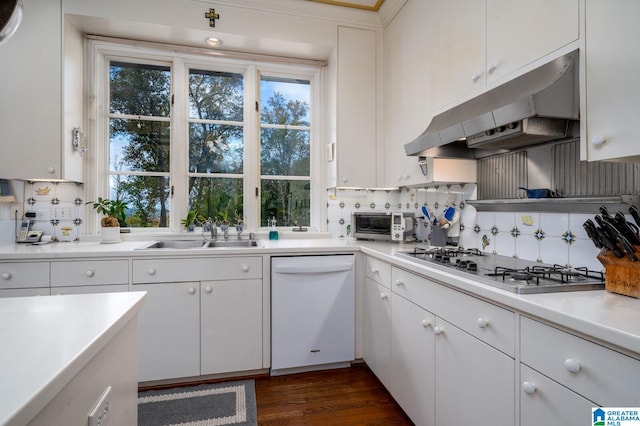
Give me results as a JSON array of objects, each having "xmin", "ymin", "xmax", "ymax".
[
  {"xmin": 0, "ymin": 181, "xmax": 85, "ymax": 244},
  {"xmin": 327, "ymin": 184, "xmax": 602, "ymax": 271},
  {"xmin": 0, "ymin": 179, "xmax": 602, "ymax": 271}
]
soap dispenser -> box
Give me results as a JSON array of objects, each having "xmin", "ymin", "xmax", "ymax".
[{"xmin": 269, "ymin": 217, "xmax": 279, "ymax": 240}]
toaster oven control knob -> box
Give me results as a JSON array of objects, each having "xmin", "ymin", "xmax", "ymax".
[
  {"xmin": 522, "ymin": 381, "xmax": 537, "ymax": 395},
  {"xmin": 564, "ymin": 358, "xmax": 582, "ymax": 374},
  {"xmin": 1, "ymin": 272, "xmax": 11, "ymax": 280},
  {"xmin": 476, "ymin": 318, "xmax": 490, "ymax": 329}
]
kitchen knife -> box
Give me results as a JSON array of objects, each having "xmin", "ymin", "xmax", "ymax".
[
  {"xmin": 583, "ymin": 220, "xmax": 603, "ymax": 249},
  {"xmin": 594, "ymin": 215, "xmax": 625, "ymax": 258},
  {"xmin": 629, "ymin": 205, "xmax": 640, "ymax": 228},
  {"xmin": 599, "ymin": 205, "xmax": 612, "ymax": 218},
  {"xmin": 614, "ymin": 211, "xmax": 640, "ymax": 245},
  {"xmin": 598, "ymin": 216, "xmax": 637, "ymax": 261}
]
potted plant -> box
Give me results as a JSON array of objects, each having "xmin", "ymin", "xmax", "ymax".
[
  {"xmin": 87, "ymin": 197, "xmax": 128, "ymax": 243},
  {"xmin": 180, "ymin": 209, "xmax": 199, "ymax": 232}
]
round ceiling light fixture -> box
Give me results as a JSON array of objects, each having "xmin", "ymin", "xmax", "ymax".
[{"xmin": 205, "ymin": 37, "xmax": 223, "ymax": 47}]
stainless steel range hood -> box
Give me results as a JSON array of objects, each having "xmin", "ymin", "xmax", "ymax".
[{"xmin": 404, "ymin": 50, "xmax": 579, "ymax": 156}]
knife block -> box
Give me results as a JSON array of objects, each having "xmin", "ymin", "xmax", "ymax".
[{"xmin": 597, "ymin": 250, "xmax": 640, "ymax": 298}]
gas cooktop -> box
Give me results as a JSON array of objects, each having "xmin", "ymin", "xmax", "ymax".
[{"xmin": 395, "ymin": 246, "xmax": 605, "ymax": 294}]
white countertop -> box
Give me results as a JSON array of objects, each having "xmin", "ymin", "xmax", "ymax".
[
  {"xmin": 0, "ymin": 292, "xmax": 147, "ymax": 425},
  {"xmin": 0, "ymin": 237, "xmax": 638, "ymax": 357}
]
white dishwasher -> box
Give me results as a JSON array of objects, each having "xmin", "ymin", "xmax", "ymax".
[{"xmin": 271, "ymin": 254, "xmax": 355, "ymax": 376}]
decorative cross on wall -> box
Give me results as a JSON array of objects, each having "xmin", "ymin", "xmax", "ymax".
[{"xmin": 204, "ymin": 8, "xmax": 220, "ymax": 27}]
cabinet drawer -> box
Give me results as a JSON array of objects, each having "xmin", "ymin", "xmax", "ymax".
[
  {"xmin": 0, "ymin": 262, "xmax": 49, "ymax": 289},
  {"xmin": 366, "ymin": 257, "xmax": 391, "ymax": 287},
  {"xmin": 521, "ymin": 316, "xmax": 640, "ymax": 406},
  {"xmin": 133, "ymin": 257, "xmax": 262, "ymax": 283},
  {"xmin": 51, "ymin": 260, "xmax": 129, "ymax": 287},
  {"xmin": 392, "ymin": 267, "xmax": 515, "ymax": 356}
]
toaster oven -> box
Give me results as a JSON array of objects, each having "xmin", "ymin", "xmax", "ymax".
[{"xmin": 352, "ymin": 212, "xmax": 415, "ymax": 242}]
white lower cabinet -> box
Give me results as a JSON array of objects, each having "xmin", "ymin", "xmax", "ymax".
[
  {"xmin": 133, "ymin": 257, "xmax": 263, "ymax": 382},
  {"xmin": 388, "ymin": 266, "xmax": 515, "ymax": 426},
  {"xmin": 520, "ymin": 316, "xmax": 640, "ymax": 412},
  {"xmin": 391, "ymin": 293, "xmax": 436, "ymax": 426},
  {"xmin": 520, "ymin": 364, "xmax": 595, "ymax": 426},
  {"xmin": 136, "ymin": 281, "xmax": 201, "ymax": 382},
  {"xmin": 363, "ymin": 277, "xmax": 392, "ymax": 389},
  {"xmin": 200, "ymin": 279, "xmax": 262, "ymax": 375},
  {"xmin": 434, "ymin": 317, "xmax": 515, "ymax": 426}
]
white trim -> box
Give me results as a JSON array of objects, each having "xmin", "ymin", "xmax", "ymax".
[{"xmin": 85, "ymin": 38, "xmax": 324, "ymax": 234}]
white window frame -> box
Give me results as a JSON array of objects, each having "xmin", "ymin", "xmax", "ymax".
[{"xmin": 85, "ymin": 38, "xmax": 326, "ymax": 234}]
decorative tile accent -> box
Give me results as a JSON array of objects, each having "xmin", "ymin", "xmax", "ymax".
[
  {"xmin": 534, "ymin": 228, "xmax": 546, "ymax": 241},
  {"xmin": 474, "ymin": 224, "xmax": 481, "ymax": 234},
  {"xmin": 490, "ymin": 225, "xmax": 499, "ymax": 235},
  {"xmin": 561, "ymin": 230, "xmax": 576, "ymax": 245},
  {"xmin": 510, "ymin": 227, "xmax": 520, "ymax": 238}
]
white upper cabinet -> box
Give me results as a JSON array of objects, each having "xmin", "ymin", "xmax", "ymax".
[
  {"xmin": 382, "ymin": 0, "xmax": 433, "ymax": 188},
  {"xmin": 432, "ymin": 0, "xmax": 579, "ymax": 112},
  {"xmin": 582, "ymin": 0, "xmax": 640, "ymax": 161},
  {"xmin": 432, "ymin": 0, "xmax": 486, "ymax": 112},
  {"xmin": 486, "ymin": 0, "xmax": 579, "ymax": 84},
  {"xmin": 0, "ymin": 0, "xmax": 83, "ymax": 181},
  {"xmin": 331, "ymin": 26, "xmax": 378, "ymax": 188}
]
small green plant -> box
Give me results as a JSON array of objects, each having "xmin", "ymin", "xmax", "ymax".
[
  {"xmin": 180, "ymin": 209, "xmax": 199, "ymax": 230},
  {"xmin": 87, "ymin": 197, "xmax": 128, "ymax": 227}
]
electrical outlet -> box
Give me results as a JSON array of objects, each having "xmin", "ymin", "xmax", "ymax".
[
  {"xmin": 88, "ymin": 386, "xmax": 112, "ymax": 426},
  {"xmin": 51, "ymin": 206, "xmax": 73, "ymax": 219}
]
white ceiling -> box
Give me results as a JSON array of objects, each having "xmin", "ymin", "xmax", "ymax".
[{"xmin": 308, "ymin": 0, "xmax": 384, "ymax": 11}]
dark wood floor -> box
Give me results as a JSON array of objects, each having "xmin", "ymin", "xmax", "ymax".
[{"xmin": 255, "ymin": 363, "xmax": 413, "ymax": 425}]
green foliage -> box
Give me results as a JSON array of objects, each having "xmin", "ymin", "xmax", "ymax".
[
  {"xmin": 86, "ymin": 197, "xmax": 128, "ymax": 227},
  {"xmin": 180, "ymin": 209, "xmax": 199, "ymax": 229}
]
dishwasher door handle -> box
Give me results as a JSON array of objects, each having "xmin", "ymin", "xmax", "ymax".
[{"xmin": 272, "ymin": 263, "xmax": 353, "ymax": 274}]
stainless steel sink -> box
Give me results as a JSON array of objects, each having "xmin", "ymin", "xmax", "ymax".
[
  {"xmin": 140, "ymin": 240, "xmax": 210, "ymax": 249},
  {"xmin": 207, "ymin": 240, "xmax": 259, "ymax": 248},
  {"xmin": 137, "ymin": 239, "xmax": 259, "ymax": 249}
]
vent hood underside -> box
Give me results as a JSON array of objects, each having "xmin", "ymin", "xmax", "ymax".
[{"xmin": 404, "ymin": 50, "xmax": 579, "ymax": 156}]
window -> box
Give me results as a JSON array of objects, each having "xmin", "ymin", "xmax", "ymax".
[
  {"xmin": 89, "ymin": 40, "xmax": 323, "ymax": 233},
  {"xmin": 259, "ymin": 76, "xmax": 311, "ymax": 227}
]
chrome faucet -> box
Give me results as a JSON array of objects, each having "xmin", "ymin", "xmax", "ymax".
[
  {"xmin": 203, "ymin": 219, "xmax": 217, "ymax": 240},
  {"xmin": 220, "ymin": 222, "xmax": 229, "ymax": 241}
]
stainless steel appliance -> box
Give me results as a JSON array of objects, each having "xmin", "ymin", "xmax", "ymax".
[
  {"xmin": 353, "ymin": 212, "xmax": 415, "ymax": 242},
  {"xmin": 396, "ymin": 247, "xmax": 604, "ymax": 294}
]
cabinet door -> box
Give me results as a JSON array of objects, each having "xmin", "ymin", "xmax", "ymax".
[
  {"xmin": 486, "ymin": 0, "xmax": 579, "ymax": 83},
  {"xmin": 521, "ymin": 365, "xmax": 595, "ymax": 426},
  {"xmin": 335, "ymin": 26, "xmax": 377, "ymax": 187},
  {"xmin": 200, "ymin": 279, "xmax": 262, "ymax": 375},
  {"xmin": 362, "ymin": 278, "xmax": 392, "ymax": 389},
  {"xmin": 135, "ymin": 282, "xmax": 200, "ymax": 382},
  {"xmin": 0, "ymin": 0, "xmax": 63, "ymax": 180},
  {"xmin": 391, "ymin": 293, "xmax": 436, "ymax": 426},
  {"xmin": 435, "ymin": 318, "xmax": 515, "ymax": 426},
  {"xmin": 583, "ymin": 0, "xmax": 640, "ymax": 161},
  {"xmin": 432, "ymin": 0, "xmax": 486, "ymax": 111}
]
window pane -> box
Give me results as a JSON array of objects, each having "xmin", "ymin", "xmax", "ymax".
[
  {"xmin": 189, "ymin": 177, "xmax": 243, "ymax": 223},
  {"xmin": 260, "ymin": 128, "xmax": 309, "ymax": 176},
  {"xmin": 109, "ymin": 175, "xmax": 170, "ymax": 228},
  {"xmin": 260, "ymin": 77, "xmax": 310, "ymax": 125},
  {"xmin": 189, "ymin": 123, "xmax": 243, "ymax": 174},
  {"xmin": 189, "ymin": 70, "xmax": 243, "ymax": 121},
  {"xmin": 261, "ymin": 179, "xmax": 310, "ymax": 227},
  {"xmin": 110, "ymin": 62, "xmax": 170, "ymax": 116},
  {"xmin": 110, "ymin": 118, "xmax": 170, "ymax": 173}
]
